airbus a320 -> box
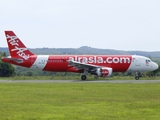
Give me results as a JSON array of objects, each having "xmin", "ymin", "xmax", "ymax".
[{"xmin": 1, "ymin": 31, "xmax": 159, "ymax": 80}]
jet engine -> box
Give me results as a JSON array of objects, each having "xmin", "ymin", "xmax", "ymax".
[{"xmin": 95, "ymin": 67, "xmax": 112, "ymax": 77}]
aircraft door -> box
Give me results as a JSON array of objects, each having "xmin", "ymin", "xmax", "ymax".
[{"xmin": 135, "ymin": 57, "xmax": 140, "ymax": 66}]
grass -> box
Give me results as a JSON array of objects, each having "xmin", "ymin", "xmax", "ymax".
[{"xmin": 0, "ymin": 83, "xmax": 160, "ymax": 120}]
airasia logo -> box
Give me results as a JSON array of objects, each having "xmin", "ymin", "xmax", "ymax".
[
  {"xmin": 69, "ymin": 56, "xmax": 131, "ymax": 64},
  {"xmin": 7, "ymin": 35, "xmax": 30, "ymax": 60},
  {"xmin": 101, "ymin": 69, "xmax": 109, "ymax": 76}
]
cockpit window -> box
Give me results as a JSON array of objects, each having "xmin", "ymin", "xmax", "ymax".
[{"xmin": 146, "ymin": 59, "xmax": 151, "ymax": 63}]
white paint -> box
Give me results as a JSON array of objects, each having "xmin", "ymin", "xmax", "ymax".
[
  {"xmin": 127, "ymin": 55, "xmax": 158, "ymax": 72},
  {"xmin": 30, "ymin": 55, "xmax": 49, "ymax": 70},
  {"xmin": 69, "ymin": 56, "xmax": 131, "ymax": 64}
]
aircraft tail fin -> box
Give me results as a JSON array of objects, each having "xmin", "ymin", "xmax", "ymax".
[{"xmin": 4, "ymin": 31, "xmax": 34, "ymax": 60}]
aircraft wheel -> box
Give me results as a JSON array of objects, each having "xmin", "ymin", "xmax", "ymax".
[
  {"xmin": 81, "ymin": 75, "xmax": 87, "ymax": 80},
  {"xmin": 135, "ymin": 72, "xmax": 139, "ymax": 80},
  {"xmin": 135, "ymin": 76, "xmax": 139, "ymax": 80}
]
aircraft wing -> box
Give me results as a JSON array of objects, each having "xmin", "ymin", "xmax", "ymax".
[{"xmin": 68, "ymin": 60, "xmax": 100, "ymax": 71}]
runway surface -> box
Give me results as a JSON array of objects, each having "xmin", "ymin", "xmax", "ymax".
[{"xmin": 1, "ymin": 80, "xmax": 160, "ymax": 83}]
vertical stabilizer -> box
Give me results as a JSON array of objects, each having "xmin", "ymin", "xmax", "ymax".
[{"xmin": 5, "ymin": 31, "xmax": 34, "ymax": 59}]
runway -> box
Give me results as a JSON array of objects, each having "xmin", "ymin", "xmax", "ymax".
[{"xmin": 1, "ymin": 80, "xmax": 160, "ymax": 83}]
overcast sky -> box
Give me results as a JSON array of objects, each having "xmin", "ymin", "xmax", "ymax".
[{"xmin": 0, "ymin": 0, "xmax": 160, "ymax": 51}]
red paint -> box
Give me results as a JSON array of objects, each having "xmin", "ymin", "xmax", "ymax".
[
  {"xmin": 2, "ymin": 31, "xmax": 37, "ymax": 68},
  {"xmin": 42, "ymin": 55, "xmax": 132, "ymax": 72},
  {"xmin": 101, "ymin": 69, "xmax": 109, "ymax": 76}
]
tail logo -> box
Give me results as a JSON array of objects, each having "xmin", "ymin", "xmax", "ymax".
[{"xmin": 7, "ymin": 35, "xmax": 30, "ymax": 60}]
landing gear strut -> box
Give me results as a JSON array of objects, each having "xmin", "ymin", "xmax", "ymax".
[
  {"xmin": 81, "ymin": 75, "xmax": 87, "ymax": 80},
  {"xmin": 135, "ymin": 72, "xmax": 139, "ymax": 80}
]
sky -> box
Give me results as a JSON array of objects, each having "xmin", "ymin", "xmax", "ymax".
[{"xmin": 0, "ymin": 0, "xmax": 160, "ymax": 52}]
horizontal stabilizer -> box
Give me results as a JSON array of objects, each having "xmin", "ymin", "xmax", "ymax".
[{"xmin": 2, "ymin": 57, "xmax": 24, "ymax": 63}]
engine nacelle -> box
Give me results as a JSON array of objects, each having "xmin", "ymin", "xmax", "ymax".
[{"xmin": 96, "ymin": 67, "xmax": 112, "ymax": 77}]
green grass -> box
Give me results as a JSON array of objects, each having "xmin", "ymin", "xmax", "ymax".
[{"xmin": 0, "ymin": 83, "xmax": 160, "ymax": 120}]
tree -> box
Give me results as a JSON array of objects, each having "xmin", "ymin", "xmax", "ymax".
[
  {"xmin": 0, "ymin": 51, "xmax": 15, "ymax": 77},
  {"xmin": 0, "ymin": 61, "xmax": 15, "ymax": 77}
]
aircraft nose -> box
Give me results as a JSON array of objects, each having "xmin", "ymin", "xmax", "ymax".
[{"xmin": 153, "ymin": 62, "xmax": 159, "ymax": 71}]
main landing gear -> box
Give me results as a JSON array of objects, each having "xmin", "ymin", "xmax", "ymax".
[
  {"xmin": 81, "ymin": 75, "xmax": 87, "ymax": 80},
  {"xmin": 81, "ymin": 70, "xmax": 88, "ymax": 80},
  {"xmin": 135, "ymin": 72, "xmax": 139, "ymax": 80}
]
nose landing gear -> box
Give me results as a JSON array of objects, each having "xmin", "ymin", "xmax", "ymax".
[{"xmin": 135, "ymin": 72, "xmax": 139, "ymax": 80}]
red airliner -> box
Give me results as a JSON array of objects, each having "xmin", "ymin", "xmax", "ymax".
[{"xmin": 1, "ymin": 31, "xmax": 158, "ymax": 80}]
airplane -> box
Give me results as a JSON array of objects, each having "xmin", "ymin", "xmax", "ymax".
[{"xmin": 1, "ymin": 31, "xmax": 159, "ymax": 80}]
